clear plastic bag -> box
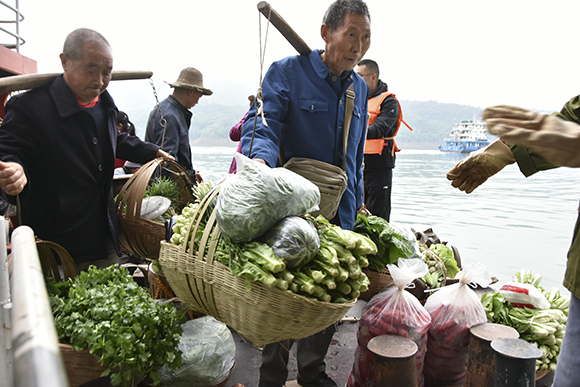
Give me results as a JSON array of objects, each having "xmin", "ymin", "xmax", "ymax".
[
  {"xmin": 391, "ymin": 224, "xmax": 423, "ymax": 259},
  {"xmin": 423, "ymin": 258, "xmax": 491, "ymax": 387},
  {"xmin": 216, "ymin": 154, "xmax": 320, "ymax": 243},
  {"xmin": 158, "ymin": 316, "xmax": 236, "ymax": 387},
  {"xmin": 258, "ymin": 216, "xmax": 320, "ymax": 269},
  {"xmin": 347, "ymin": 258, "xmax": 432, "ymax": 387}
]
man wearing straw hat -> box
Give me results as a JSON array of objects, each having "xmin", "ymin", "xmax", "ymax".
[
  {"xmin": 0, "ymin": 28, "xmax": 173, "ymax": 269},
  {"xmin": 241, "ymin": 0, "xmax": 371, "ymax": 386},
  {"xmin": 145, "ymin": 67, "xmax": 212, "ymax": 183}
]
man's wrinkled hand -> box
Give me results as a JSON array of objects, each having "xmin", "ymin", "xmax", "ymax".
[
  {"xmin": 446, "ymin": 140, "xmax": 515, "ymax": 194},
  {"xmin": 0, "ymin": 161, "xmax": 27, "ymax": 196},
  {"xmin": 156, "ymin": 149, "xmax": 175, "ymax": 161}
]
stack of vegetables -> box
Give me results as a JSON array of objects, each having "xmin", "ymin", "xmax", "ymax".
[
  {"xmin": 481, "ymin": 269, "xmax": 569, "ymax": 372},
  {"xmin": 169, "ymin": 181, "xmax": 376, "ymax": 303}
]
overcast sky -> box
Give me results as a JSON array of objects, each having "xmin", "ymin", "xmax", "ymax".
[{"xmin": 5, "ymin": 0, "xmax": 580, "ymax": 113}]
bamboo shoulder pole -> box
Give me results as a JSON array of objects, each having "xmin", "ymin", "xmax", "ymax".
[{"xmin": 0, "ymin": 70, "xmax": 153, "ymax": 95}]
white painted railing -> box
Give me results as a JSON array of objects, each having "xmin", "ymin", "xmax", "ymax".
[{"xmin": 3, "ymin": 225, "xmax": 68, "ymax": 387}]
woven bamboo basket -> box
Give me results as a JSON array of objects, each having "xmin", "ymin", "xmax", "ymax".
[
  {"xmin": 59, "ymin": 344, "xmax": 106, "ymax": 387},
  {"xmin": 35, "ymin": 242, "xmax": 107, "ymax": 386},
  {"xmin": 115, "ymin": 158, "xmax": 196, "ymax": 260},
  {"xmin": 159, "ymin": 184, "xmax": 355, "ymax": 346}
]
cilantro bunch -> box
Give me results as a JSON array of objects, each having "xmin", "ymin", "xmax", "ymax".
[{"xmin": 49, "ymin": 265, "xmax": 186, "ymax": 386}]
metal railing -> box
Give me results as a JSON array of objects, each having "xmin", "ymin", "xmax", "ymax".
[
  {"xmin": 1, "ymin": 224, "xmax": 68, "ymax": 387},
  {"xmin": 0, "ymin": 0, "xmax": 25, "ymax": 52}
]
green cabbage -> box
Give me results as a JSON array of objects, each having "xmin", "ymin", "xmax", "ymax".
[{"xmin": 259, "ymin": 216, "xmax": 320, "ymax": 269}]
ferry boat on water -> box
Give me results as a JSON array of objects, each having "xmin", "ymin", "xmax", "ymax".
[{"xmin": 439, "ymin": 119, "xmax": 490, "ymax": 153}]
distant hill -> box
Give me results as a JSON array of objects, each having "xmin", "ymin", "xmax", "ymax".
[{"xmin": 184, "ymin": 99, "xmax": 487, "ymax": 149}]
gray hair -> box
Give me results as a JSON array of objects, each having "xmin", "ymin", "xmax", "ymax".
[
  {"xmin": 62, "ymin": 28, "xmax": 110, "ymax": 61},
  {"xmin": 323, "ymin": 0, "xmax": 370, "ymax": 31}
]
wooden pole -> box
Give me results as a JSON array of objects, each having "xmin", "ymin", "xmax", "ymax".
[
  {"xmin": 257, "ymin": 1, "xmax": 311, "ymax": 55},
  {"xmin": 0, "ymin": 70, "xmax": 153, "ymax": 95}
]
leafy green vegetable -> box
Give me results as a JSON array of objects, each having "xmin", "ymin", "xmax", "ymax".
[
  {"xmin": 481, "ymin": 269, "xmax": 571, "ymax": 372},
  {"xmin": 259, "ymin": 216, "xmax": 320, "ymax": 269},
  {"xmin": 49, "ymin": 266, "xmax": 186, "ymax": 386},
  {"xmin": 421, "ymin": 243, "xmax": 459, "ymax": 289},
  {"xmin": 353, "ymin": 214, "xmax": 410, "ymax": 270}
]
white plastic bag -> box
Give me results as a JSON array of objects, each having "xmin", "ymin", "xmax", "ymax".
[
  {"xmin": 158, "ymin": 316, "xmax": 236, "ymax": 387},
  {"xmin": 216, "ymin": 154, "xmax": 320, "ymax": 242},
  {"xmin": 347, "ymin": 258, "xmax": 431, "ymax": 387},
  {"xmin": 423, "ymin": 258, "xmax": 491, "ymax": 387}
]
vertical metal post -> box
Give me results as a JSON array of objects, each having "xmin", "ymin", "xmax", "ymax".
[
  {"xmin": 464, "ymin": 323, "xmax": 519, "ymax": 387},
  {"xmin": 491, "ymin": 337, "xmax": 542, "ymax": 387},
  {"xmin": 368, "ymin": 334, "xmax": 418, "ymax": 387},
  {"xmin": 11, "ymin": 226, "xmax": 68, "ymax": 387},
  {"xmin": 15, "ymin": 0, "xmax": 21, "ymax": 52},
  {"xmin": 0, "ymin": 218, "xmax": 12, "ymax": 387}
]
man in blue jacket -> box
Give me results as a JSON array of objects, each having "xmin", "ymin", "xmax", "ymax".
[
  {"xmin": 241, "ymin": 1, "xmax": 371, "ymax": 385},
  {"xmin": 0, "ymin": 28, "xmax": 172, "ymax": 269}
]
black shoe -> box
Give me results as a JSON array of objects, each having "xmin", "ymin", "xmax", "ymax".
[
  {"xmin": 258, "ymin": 379, "xmax": 285, "ymax": 387},
  {"xmin": 297, "ymin": 372, "xmax": 338, "ymax": 387}
]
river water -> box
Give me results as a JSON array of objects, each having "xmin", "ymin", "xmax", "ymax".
[{"xmin": 191, "ymin": 146, "xmax": 580, "ymax": 294}]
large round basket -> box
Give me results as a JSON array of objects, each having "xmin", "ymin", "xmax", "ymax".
[
  {"xmin": 158, "ymin": 184, "xmax": 355, "ymax": 346},
  {"xmin": 116, "ymin": 158, "xmax": 196, "ymax": 260},
  {"xmin": 59, "ymin": 344, "xmax": 107, "ymax": 387}
]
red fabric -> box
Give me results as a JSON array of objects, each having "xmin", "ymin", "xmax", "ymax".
[{"xmin": 114, "ymin": 158, "xmax": 126, "ymax": 169}]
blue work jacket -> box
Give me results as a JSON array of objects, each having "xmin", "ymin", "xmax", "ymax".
[{"xmin": 241, "ymin": 49, "xmax": 369, "ymax": 230}]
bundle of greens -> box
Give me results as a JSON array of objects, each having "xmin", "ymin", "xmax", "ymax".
[
  {"xmin": 421, "ymin": 243, "xmax": 460, "ymax": 289},
  {"xmin": 352, "ymin": 214, "xmax": 411, "ymax": 270},
  {"xmin": 169, "ymin": 201, "xmax": 376, "ymax": 303},
  {"xmin": 144, "ymin": 176, "xmax": 182, "ymax": 222},
  {"xmin": 48, "ymin": 266, "xmax": 186, "ymax": 386},
  {"xmin": 481, "ymin": 269, "xmax": 570, "ymax": 372}
]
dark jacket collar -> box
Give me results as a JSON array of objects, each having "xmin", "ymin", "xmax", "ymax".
[
  {"xmin": 49, "ymin": 74, "xmax": 116, "ymax": 117},
  {"xmin": 370, "ymin": 79, "xmax": 389, "ymax": 99},
  {"xmin": 167, "ymin": 94, "xmax": 193, "ymax": 119}
]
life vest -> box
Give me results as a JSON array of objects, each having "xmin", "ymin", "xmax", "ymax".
[{"xmin": 364, "ymin": 91, "xmax": 413, "ymax": 156}]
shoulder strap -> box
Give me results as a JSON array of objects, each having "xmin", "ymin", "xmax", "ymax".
[{"xmin": 342, "ymin": 84, "xmax": 355, "ymax": 171}]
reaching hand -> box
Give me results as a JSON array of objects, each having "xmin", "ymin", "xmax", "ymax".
[
  {"xmin": 484, "ymin": 105, "xmax": 580, "ymax": 167},
  {"xmin": 446, "ymin": 140, "xmax": 515, "ymax": 194},
  {"xmin": 0, "ymin": 161, "xmax": 27, "ymax": 196},
  {"xmin": 156, "ymin": 149, "xmax": 175, "ymax": 162}
]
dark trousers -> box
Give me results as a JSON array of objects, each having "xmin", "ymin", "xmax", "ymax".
[
  {"xmin": 259, "ymin": 324, "xmax": 337, "ymax": 386},
  {"xmin": 363, "ymin": 168, "xmax": 393, "ymax": 222}
]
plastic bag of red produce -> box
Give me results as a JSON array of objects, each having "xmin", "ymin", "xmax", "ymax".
[
  {"xmin": 347, "ymin": 258, "xmax": 432, "ymax": 387},
  {"xmin": 423, "ymin": 258, "xmax": 491, "ymax": 387}
]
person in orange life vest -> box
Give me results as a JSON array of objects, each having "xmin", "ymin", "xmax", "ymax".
[{"xmin": 355, "ymin": 59, "xmax": 399, "ymax": 221}]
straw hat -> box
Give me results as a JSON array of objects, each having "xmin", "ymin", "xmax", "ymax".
[{"xmin": 166, "ymin": 67, "xmax": 213, "ymax": 95}]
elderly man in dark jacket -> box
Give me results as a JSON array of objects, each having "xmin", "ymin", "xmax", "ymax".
[{"xmin": 0, "ymin": 28, "xmax": 172, "ymax": 267}]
